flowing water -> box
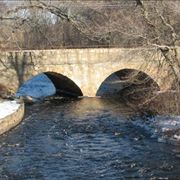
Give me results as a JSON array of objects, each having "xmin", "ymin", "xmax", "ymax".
[{"xmin": 0, "ymin": 98, "xmax": 180, "ymax": 179}]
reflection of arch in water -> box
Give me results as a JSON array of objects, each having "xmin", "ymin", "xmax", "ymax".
[
  {"xmin": 96, "ymin": 69, "xmax": 160, "ymax": 97},
  {"xmin": 17, "ymin": 72, "xmax": 83, "ymax": 99}
]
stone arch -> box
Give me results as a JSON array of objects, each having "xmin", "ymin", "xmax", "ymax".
[
  {"xmin": 93, "ymin": 58, "xmax": 173, "ymax": 97},
  {"xmin": 17, "ymin": 71, "xmax": 83, "ymax": 98},
  {"xmin": 96, "ymin": 68, "xmax": 160, "ymax": 97}
]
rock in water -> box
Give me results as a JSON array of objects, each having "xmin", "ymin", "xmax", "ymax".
[{"xmin": 21, "ymin": 96, "xmax": 36, "ymax": 104}]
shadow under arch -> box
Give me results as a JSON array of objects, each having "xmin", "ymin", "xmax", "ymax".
[
  {"xmin": 96, "ymin": 69, "xmax": 160, "ymax": 97},
  {"xmin": 44, "ymin": 72, "xmax": 83, "ymax": 97},
  {"xmin": 17, "ymin": 72, "xmax": 83, "ymax": 99}
]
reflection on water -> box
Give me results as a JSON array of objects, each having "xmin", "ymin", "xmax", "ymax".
[{"xmin": 0, "ymin": 98, "xmax": 180, "ymax": 179}]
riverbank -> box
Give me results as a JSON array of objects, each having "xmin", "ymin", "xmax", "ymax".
[
  {"xmin": 140, "ymin": 91, "xmax": 180, "ymax": 116},
  {"xmin": 128, "ymin": 91, "xmax": 180, "ymax": 145},
  {"xmin": 131, "ymin": 114, "xmax": 180, "ymax": 146},
  {"xmin": 0, "ymin": 100, "xmax": 24, "ymax": 135}
]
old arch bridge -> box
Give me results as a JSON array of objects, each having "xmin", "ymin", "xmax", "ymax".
[{"xmin": 0, "ymin": 48, "xmax": 178, "ymax": 97}]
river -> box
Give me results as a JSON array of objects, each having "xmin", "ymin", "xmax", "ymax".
[
  {"xmin": 1, "ymin": 74, "xmax": 180, "ymax": 179},
  {"xmin": 0, "ymin": 98, "xmax": 180, "ymax": 179}
]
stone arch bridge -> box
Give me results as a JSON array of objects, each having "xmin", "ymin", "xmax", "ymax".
[{"xmin": 0, "ymin": 48, "xmax": 178, "ymax": 97}]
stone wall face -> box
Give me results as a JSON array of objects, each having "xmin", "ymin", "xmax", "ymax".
[
  {"xmin": 0, "ymin": 48, "xmax": 178, "ymax": 97},
  {"xmin": 0, "ymin": 103, "xmax": 24, "ymax": 135}
]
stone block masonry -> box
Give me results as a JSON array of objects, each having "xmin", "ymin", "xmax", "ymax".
[{"xmin": 0, "ymin": 48, "xmax": 179, "ymax": 97}]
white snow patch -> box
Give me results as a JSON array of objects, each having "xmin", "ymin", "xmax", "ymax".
[
  {"xmin": 0, "ymin": 101, "xmax": 20, "ymax": 119},
  {"xmin": 174, "ymin": 134, "xmax": 180, "ymax": 140}
]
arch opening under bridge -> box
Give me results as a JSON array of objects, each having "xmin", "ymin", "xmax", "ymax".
[
  {"xmin": 16, "ymin": 72, "xmax": 83, "ymax": 99},
  {"xmin": 96, "ymin": 69, "xmax": 160, "ymax": 100}
]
